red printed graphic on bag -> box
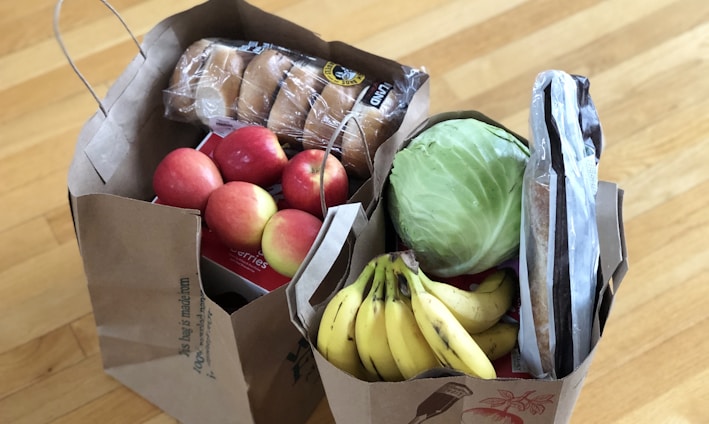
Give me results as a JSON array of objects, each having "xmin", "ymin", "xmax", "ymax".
[{"xmin": 460, "ymin": 389, "xmax": 555, "ymax": 423}]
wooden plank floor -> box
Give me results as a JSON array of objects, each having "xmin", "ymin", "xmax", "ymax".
[{"xmin": 1, "ymin": 0, "xmax": 708, "ymax": 422}]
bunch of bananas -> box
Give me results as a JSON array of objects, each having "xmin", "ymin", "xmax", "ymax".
[{"xmin": 316, "ymin": 250, "xmax": 519, "ymax": 382}]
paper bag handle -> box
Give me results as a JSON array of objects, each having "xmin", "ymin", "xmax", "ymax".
[
  {"xmin": 288, "ymin": 203, "xmax": 368, "ymax": 336},
  {"xmin": 317, "ymin": 89, "xmax": 374, "ymax": 218},
  {"xmin": 53, "ymin": 0, "xmax": 145, "ymax": 116}
]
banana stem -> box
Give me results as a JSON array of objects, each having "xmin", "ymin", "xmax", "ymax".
[
  {"xmin": 390, "ymin": 253, "xmax": 425, "ymax": 296},
  {"xmin": 351, "ymin": 258, "xmax": 377, "ymax": 292}
]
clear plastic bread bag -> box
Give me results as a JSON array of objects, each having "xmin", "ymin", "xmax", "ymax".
[
  {"xmin": 518, "ymin": 70, "xmax": 603, "ymax": 379},
  {"xmin": 163, "ymin": 38, "xmax": 426, "ymax": 179}
]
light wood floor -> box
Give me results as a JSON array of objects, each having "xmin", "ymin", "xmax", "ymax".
[{"xmin": 2, "ymin": 0, "xmax": 708, "ymax": 422}]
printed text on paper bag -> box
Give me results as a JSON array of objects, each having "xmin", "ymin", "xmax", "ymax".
[
  {"xmin": 178, "ymin": 277, "xmax": 217, "ymax": 380},
  {"xmin": 286, "ymin": 337, "xmax": 318, "ymax": 384}
]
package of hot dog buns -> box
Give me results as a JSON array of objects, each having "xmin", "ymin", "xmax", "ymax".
[
  {"xmin": 518, "ymin": 70, "xmax": 606, "ymax": 380},
  {"xmin": 163, "ymin": 38, "xmax": 425, "ymax": 179}
]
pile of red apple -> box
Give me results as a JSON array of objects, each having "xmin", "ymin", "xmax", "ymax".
[{"xmin": 152, "ymin": 125, "xmax": 350, "ymax": 278}]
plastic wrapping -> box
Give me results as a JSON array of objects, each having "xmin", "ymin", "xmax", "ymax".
[
  {"xmin": 163, "ymin": 38, "xmax": 426, "ymax": 179},
  {"xmin": 518, "ymin": 70, "xmax": 603, "ymax": 379}
]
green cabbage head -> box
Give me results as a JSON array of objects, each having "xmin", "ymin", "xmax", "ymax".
[{"xmin": 387, "ymin": 118, "xmax": 529, "ymax": 277}]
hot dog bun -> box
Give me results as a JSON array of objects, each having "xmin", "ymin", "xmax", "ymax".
[
  {"xmin": 301, "ymin": 82, "xmax": 361, "ymax": 153},
  {"xmin": 164, "ymin": 38, "xmax": 213, "ymax": 123},
  {"xmin": 340, "ymin": 83, "xmax": 404, "ymax": 179},
  {"xmin": 267, "ymin": 59, "xmax": 327, "ymax": 145},
  {"xmin": 237, "ymin": 49, "xmax": 294, "ymax": 126},
  {"xmin": 193, "ymin": 43, "xmax": 252, "ymax": 126}
]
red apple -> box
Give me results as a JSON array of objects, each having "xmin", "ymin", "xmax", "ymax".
[
  {"xmin": 281, "ymin": 149, "xmax": 349, "ymax": 218},
  {"xmin": 204, "ymin": 181, "xmax": 278, "ymax": 252},
  {"xmin": 261, "ymin": 209, "xmax": 323, "ymax": 278},
  {"xmin": 213, "ymin": 125, "xmax": 288, "ymax": 187},
  {"xmin": 152, "ymin": 147, "xmax": 223, "ymax": 212}
]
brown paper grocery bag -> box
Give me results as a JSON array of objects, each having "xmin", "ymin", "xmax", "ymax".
[
  {"xmin": 287, "ymin": 112, "xmax": 628, "ymax": 424},
  {"xmin": 289, "ymin": 196, "xmax": 625, "ymax": 424},
  {"xmin": 76, "ymin": 194, "xmax": 323, "ymax": 424},
  {"xmin": 62, "ymin": 0, "xmax": 429, "ymax": 423}
]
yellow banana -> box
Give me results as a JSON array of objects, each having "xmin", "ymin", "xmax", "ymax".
[
  {"xmin": 419, "ymin": 268, "xmax": 517, "ymax": 334},
  {"xmin": 470, "ymin": 321, "xmax": 519, "ymax": 361},
  {"xmin": 354, "ymin": 255, "xmax": 404, "ymax": 381},
  {"xmin": 316, "ymin": 258, "xmax": 377, "ymax": 381},
  {"xmin": 392, "ymin": 251, "xmax": 496, "ymax": 380},
  {"xmin": 384, "ymin": 264, "xmax": 440, "ymax": 379}
]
